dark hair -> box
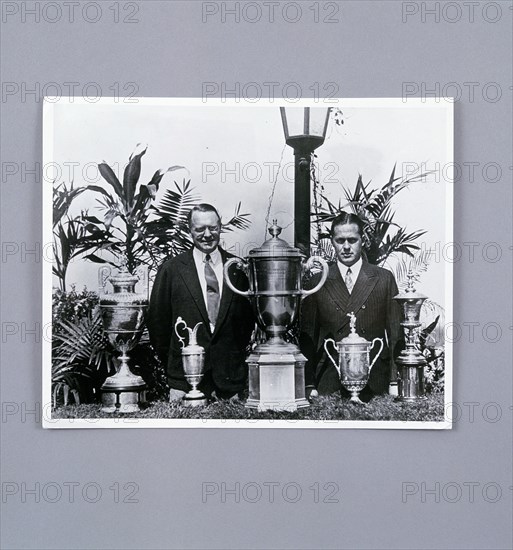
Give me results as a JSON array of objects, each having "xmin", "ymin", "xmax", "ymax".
[
  {"xmin": 187, "ymin": 204, "xmax": 221, "ymax": 228},
  {"xmin": 330, "ymin": 212, "xmax": 365, "ymax": 237}
]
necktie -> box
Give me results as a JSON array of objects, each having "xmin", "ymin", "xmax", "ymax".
[
  {"xmin": 204, "ymin": 254, "xmax": 220, "ymax": 326},
  {"xmin": 345, "ymin": 268, "xmax": 354, "ymax": 294}
]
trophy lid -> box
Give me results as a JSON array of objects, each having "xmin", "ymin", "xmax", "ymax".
[
  {"xmin": 248, "ymin": 220, "xmax": 304, "ymax": 258},
  {"xmin": 109, "ymin": 269, "xmax": 139, "ymax": 286},
  {"xmin": 106, "ymin": 260, "xmax": 140, "ymax": 287},
  {"xmin": 340, "ymin": 312, "xmax": 370, "ymax": 345},
  {"xmin": 393, "ymin": 270, "xmax": 427, "ymax": 301}
]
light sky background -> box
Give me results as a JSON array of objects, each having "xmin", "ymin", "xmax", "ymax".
[{"xmin": 46, "ymin": 99, "xmax": 451, "ymax": 309}]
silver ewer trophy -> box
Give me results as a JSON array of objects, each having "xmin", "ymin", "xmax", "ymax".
[
  {"xmin": 324, "ymin": 313, "xmax": 384, "ymax": 404},
  {"xmin": 174, "ymin": 317, "xmax": 208, "ymax": 407},
  {"xmin": 224, "ymin": 221, "xmax": 329, "ymax": 412},
  {"xmin": 98, "ymin": 263, "xmax": 148, "ymax": 413}
]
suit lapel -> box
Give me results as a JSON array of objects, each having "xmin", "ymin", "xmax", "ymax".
[
  {"xmin": 324, "ymin": 263, "xmax": 350, "ymax": 313},
  {"xmin": 178, "ymin": 250, "xmax": 210, "ymax": 328}
]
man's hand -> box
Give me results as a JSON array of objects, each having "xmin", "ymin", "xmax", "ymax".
[
  {"xmin": 306, "ymin": 386, "xmax": 319, "ymax": 402},
  {"xmin": 169, "ymin": 389, "xmax": 186, "ymax": 402}
]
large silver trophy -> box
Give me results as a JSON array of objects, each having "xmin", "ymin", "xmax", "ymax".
[
  {"xmin": 393, "ymin": 271, "xmax": 428, "ymax": 401},
  {"xmin": 98, "ymin": 264, "xmax": 148, "ymax": 413},
  {"xmin": 324, "ymin": 313, "xmax": 384, "ymax": 404},
  {"xmin": 224, "ymin": 221, "xmax": 329, "ymax": 411},
  {"xmin": 174, "ymin": 317, "xmax": 207, "ymax": 407}
]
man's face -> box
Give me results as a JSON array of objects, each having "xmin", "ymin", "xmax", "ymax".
[
  {"xmin": 190, "ymin": 210, "xmax": 221, "ymax": 254},
  {"xmin": 331, "ymin": 223, "xmax": 363, "ymax": 267}
]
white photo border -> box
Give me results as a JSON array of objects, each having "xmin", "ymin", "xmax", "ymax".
[{"xmin": 42, "ymin": 97, "xmax": 453, "ymax": 429}]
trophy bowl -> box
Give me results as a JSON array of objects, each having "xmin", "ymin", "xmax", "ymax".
[
  {"xmin": 324, "ymin": 313, "xmax": 384, "ymax": 404},
  {"xmin": 251, "ymin": 257, "xmax": 304, "ymax": 342},
  {"xmin": 224, "ymin": 222, "xmax": 328, "ymax": 347}
]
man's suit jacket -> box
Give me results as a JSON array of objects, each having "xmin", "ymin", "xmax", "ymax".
[
  {"xmin": 299, "ymin": 260, "xmax": 402, "ymax": 395},
  {"xmin": 147, "ymin": 248, "xmax": 255, "ymax": 394}
]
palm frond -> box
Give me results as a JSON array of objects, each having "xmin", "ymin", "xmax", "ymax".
[
  {"xmin": 393, "ymin": 248, "xmax": 433, "ymax": 291},
  {"xmin": 53, "ymin": 182, "xmax": 86, "ymax": 227},
  {"xmin": 222, "ymin": 202, "xmax": 251, "ymax": 232},
  {"xmin": 376, "ymin": 228, "xmax": 427, "ymax": 265},
  {"xmin": 155, "ymin": 179, "xmax": 201, "ymax": 225},
  {"xmin": 53, "ymin": 309, "xmax": 113, "ymax": 374},
  {"xmin": 312, "ymin": 237, "xmax": 336, "ymax": 263}
]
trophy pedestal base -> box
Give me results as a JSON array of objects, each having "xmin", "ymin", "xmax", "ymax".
[
  {"xmin": 395, "ymin": 395, "xmax": 428, "ymax": 403},
  {"xmin": 100, "ymin": 372, "xmax": 146, "ymax": 413},
  {"xmin": 100, "ymin": 384, "xmax": 146, "ymax": 413},
  {"xmin": 245, "ymin": 397, "xmax": 310, "ymax": 413},
  {"xmin": 182, "ymin": 391, "xmax": 208, "ymax": 408},
  {"xmin": 395, "ymin": 355, "xmax": 427, "ymax": 402},
  {"xmin": 246, "ymin": 344, "xmax": 310, "ymax": 412}
]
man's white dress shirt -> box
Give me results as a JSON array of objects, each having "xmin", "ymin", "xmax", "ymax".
[{"xmin": 337, "ymin": 257, "xmax": 362, "ymax": 293}]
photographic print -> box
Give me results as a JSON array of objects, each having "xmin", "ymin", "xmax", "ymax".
[{"xmin": 43, "ymin": 98, "xmax": 453, "ymax": 428}]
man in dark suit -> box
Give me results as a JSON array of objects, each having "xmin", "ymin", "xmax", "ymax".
[
  {"xmin": 147, "ymin": 204, "xmax": 255, "ymax": 401},
  {"xmin": 300, "ymin": 212, "xmax": 402, "ymax": 400}
]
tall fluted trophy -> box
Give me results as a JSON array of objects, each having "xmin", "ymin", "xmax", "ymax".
[
  {"xmin": 98, "ymin": 263, "xmax": 148, "ymax": 413},
  {"xmin": 174, "ymin": 317, "xmax": 207, "ymax": 407},
  {"xmin": 224, "ymin": 221, "xmax": 329, "ymax": 411},
  {"xmin": 324, "ymin": 313, "xmax": 384, "ymax": 404},
  {"xmin": 393, "ymin": 271, "xmax": 428, "ymax": 401}
]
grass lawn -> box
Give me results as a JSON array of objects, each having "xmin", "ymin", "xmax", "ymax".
[{"xmin": 52, "ymin": 392, "xmax": 445, "ymax": 423}]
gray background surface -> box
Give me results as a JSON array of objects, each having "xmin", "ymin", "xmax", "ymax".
[{"xmin": 0, "ymin": 1, "xmax": 512, "ymax": 549}]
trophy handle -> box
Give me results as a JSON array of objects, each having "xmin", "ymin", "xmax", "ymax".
[
  {"xmin": 174, "ymin": 316, "xmax": 188, "ymax": 349},
  {"xmin": 135, "ymin": 264, "xmax": 149, "ymax": 298},
  {"xmin": 324, "ymin": 338, "xmax": 341, "ymax": 377},
  {"xmin": 223, "ymin": 257, "xmax": 252, "ymax": 297},
  {"xmin": 98, "ymin": 266, "xmax": 111, "ymax": 294},
  {"xmin": 369, "ymin": 338, "xmax": 384, "ymax": 371},
  {"xmin": 301, "ymin": 256, "xmax": 329, "ymax": 299}
]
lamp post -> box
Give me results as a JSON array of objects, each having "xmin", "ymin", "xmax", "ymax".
[{"xmin": 280, "ymin": 106, "xmax": 330, "ymax": 256}]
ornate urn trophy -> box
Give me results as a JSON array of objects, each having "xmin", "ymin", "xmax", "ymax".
[
  {"xmin": 98, "ymin": 263, "xmax": 148, "ymax": 413},
  {"xmin": 224, "ymin": 221, "xmax": 329, "ymax": 411},
  {"xmin": 324, "ymin": 313, "xmax": 384, "ymax": 404},
  {"xmin": 393, "ymin": 271, "xmax": 428, "ymax": 401},
  {"xmin": 174, "ymin": 317, "xmax": 207, "ymax": 407}
]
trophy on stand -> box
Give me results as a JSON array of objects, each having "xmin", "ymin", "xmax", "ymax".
[
  {"xmin": 324, "ymin": 313, "xmax": 384, "ymax": 404},
  {"xmin": 393, "ymin": 271, "xmax": 428, "ymax": 401},
  {"xmin": 98, "ymin": 263, "xmax": 148, "ymax": 413},
  {"xmin": 224, "ymin": 221, "xmax": 329, "ymax": 412},
  {"xmin": 174, "ymin": 317, "xmax": 207, "ymax": 407}
]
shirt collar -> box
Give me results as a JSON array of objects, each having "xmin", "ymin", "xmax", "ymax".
[
  {"xmin": 193, "ymin": 246, "xmax": 222, "ymax": 266},
  {"xmin": 337, "ymin": 257, "xmax": 363, "ymax": 279}
]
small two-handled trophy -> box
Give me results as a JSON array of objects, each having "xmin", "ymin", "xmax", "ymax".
[
  {"xmin": 174, "ymin": 317, "xmax": 207, "ymax": 407},
  {"xmin": 324, "ymin": 313, "xmax": 384, "ymax": 404}
]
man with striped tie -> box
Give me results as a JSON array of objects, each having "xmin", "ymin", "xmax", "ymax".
[
  {"xmin": 148, "ymin": 204, "xmax": 255, "ymax": 402},
  {"xmin": 299, "ymin": 212, "xmax": 402, "ymax": 401}
]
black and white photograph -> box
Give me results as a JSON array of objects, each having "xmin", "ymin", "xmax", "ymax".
[
  {"xmin": 43, "ymin": 98, "xmax": 453, "ymax": 428},
  {"xmin": 2, "ymin": 2, "xmax": 512, "ymax": 549}
]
